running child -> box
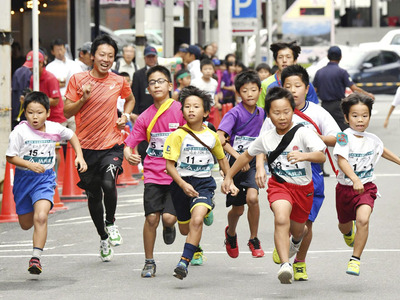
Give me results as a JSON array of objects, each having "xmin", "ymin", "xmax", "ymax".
[
  {"xmin": 259, "ymin": 65, "xmax": 341, "ymax": 280},
  {"xmin": 6, "ymin": 91, "xmax": 87, "ymax": 275},
  {"xmin": 217, "ymin": 70, "xmax": 266, "ymax": 258},
  {"xmin": 222, "ymin": 87, "xmax": 326, "ymax": 284},
  {"xmin": 256, "ymin": 63, "xmax": 271, "ymax": 82},
  {"xmin": 124, "ymin": 65, "xmax": 186, "ymax": 278},
  {"xmin": 163, "ymin": 85, "xmax": 235, "ymax": 280},
  {"xmin": 334, "ymin": 93, "xmax": 400, "ymax": 276},
  {"xmin": 172, "ymin": 69, "xmax": 191, "ymax": 101}
]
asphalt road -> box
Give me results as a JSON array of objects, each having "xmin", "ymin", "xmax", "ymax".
[{"xmin": 1, "ymin": 95, "xmax": 400, "ymax": 300}]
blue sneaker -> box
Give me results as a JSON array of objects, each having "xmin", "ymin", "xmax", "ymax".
[{"xmin": 173, "ymin": 262, "xmax": 188, "ymax": 280}]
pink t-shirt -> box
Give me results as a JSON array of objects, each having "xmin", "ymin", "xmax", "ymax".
[{"xmin": 125, "ymin": 100, "xmax": 185, "ymax": 184}]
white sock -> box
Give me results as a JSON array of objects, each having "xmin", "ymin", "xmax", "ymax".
[{"xmin": 33, "ymin": 247, "xmax": 43, "ymax": 259}]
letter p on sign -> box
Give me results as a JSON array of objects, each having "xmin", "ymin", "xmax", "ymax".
[{"xmin": 232, "ymin": 0, "xmax": 257, "ymax": 18}]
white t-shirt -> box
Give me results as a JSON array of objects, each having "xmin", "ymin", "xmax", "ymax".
[
  {"xmin": 187, "ymin": 60, "xmax": 202, "ymax": 81},
  {"xmin": 46, "ymin": 58, "xmax": 82, "ymax": 96},
  {"xmin": 6, "ymin": 121, "xmax": 74, "ymax": 171},
  {"xmin": 333, "ymin": 129, "xmax": 384, "ymax": 186},
  {"xmin": 261, "ymin": 102, "xmax": 340, "ymax": 137},
  {"xmin": 191, "ymin": 77, "xmax": 218, "ymax": 105},
  {"xmin": 248, "ymin": 126, "xmax": 326, "ymax": 185}
]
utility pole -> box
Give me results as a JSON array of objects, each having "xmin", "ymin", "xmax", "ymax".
[
  {"xmin": 164, "ymin": 0, "xmax": 174, "ymax": 58},
  {"xmin": 0, "ymin": 0, "xmax": 12, "ymax": 179},
  {"xmin": 190, "ymin": 0, "xmax": 198, "ymax": 44},
  {"xmin": 135, "ymin": 1, "xmax": 145, "ymax": 68}
]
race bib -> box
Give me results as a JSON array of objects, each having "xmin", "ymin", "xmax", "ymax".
[
  {"xmin": 147, "ymin": 132, "xmax": 171, "ymax": 157},
  {"xmin": 232, "ymin": 135, "xmax": 256, "ymax": 154}
]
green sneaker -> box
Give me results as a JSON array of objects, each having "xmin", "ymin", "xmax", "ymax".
[
  {"xmin": 191, "ymin": 247, "xmax": 206, "ymax": 266},
  {"xmin": 106, "ymin": 224, "xmax": 123, "ymax": 246},
  {"xmin": 346, "ymin": 260, "xmax": 360, "ymax": 276},
  {"xmin": 272, "ymin": 247, "xmax": 281, "ymax": 264},
  {"xmin": 100, "ymin": 239, "xmax": 114, "ymax": 262},
  {"xmin": 293, "ymin": 262, "xmax": 308, "ymax": 281},
  {"xmin": 203, "ymin": 210, "xmax": 214, "ymax": 226},
  {"xmin": 343, "ymin": 221, "xmax": 355, "ymax": 247}
]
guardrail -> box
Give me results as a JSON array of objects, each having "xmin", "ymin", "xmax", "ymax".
[{"xmin": 355, "ymin": 82, "xmax": 400, "ymax": 87}]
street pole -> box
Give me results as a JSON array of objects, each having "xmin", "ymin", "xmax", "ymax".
[
  {"xmin": 255, "ymin": 0, "xmax": 261, "ymax": 65},
  {"xmin": 0, "ymin": 0, "xmax": 11, "ymax": 179},
  {"xmin": 32, "ymin": 0, "xmax": 39, "ymax": 91},
  {"xmin": 267, "ymin": 0, "xmax": 273, "ymax": 67},
  {"xmin": 330, "ymin": 0, "xmax": 335, "ymax": 45},
  {"xmin": 135, "ymin": 0, "xmax": 145, "ymax": 68},
  {"xmin": 164, "ymin": 0, "xmax": 174, "ymax": 58},
  {"xmin": 190, "ymin": 0, "xmax": 198, "ymax": 44},
  {"xmin": 204, "ymin": 0, "xmax": 210, "ymax": 44}
]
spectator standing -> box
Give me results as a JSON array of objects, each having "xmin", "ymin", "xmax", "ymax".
[
  {"xmin": 24, "ymin": 51, "xmax": 66, "ymax": 125},
  {"xmin": 113, "ymin": 44, "xmax": 138, "ymax": 81},
  {"xmin": 11, "ymin": 51, "xmax": 33, "ymax": 128},
  {"xmin": 46, "ymin": 38, "xmax": 81, "ymax": 98},
  {"xmin": 75, "ymin": 42, "xmax": 93, "ymax": 72},
  {"xmin": 181, "ymin": 45, "xmax": 203, "ymax": 81},
  {"xmin": 313, "ymin": 46, "xmax": 375, "ymax": 131}
]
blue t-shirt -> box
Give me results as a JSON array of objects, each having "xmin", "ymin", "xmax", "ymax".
[{"xmin": 218, "ymin": 102, "xmax": 265, "ymax": 155}]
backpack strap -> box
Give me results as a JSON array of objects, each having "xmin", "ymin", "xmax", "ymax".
[
  {"xmin": 294, "ymin": 108, "xmax": 338, "ymax": 176},
  {"xmin": 178, "ymin": 126, "xmax": 213, "ymax": 154},
  {"xmin": 146, "ymin": 99, "xmax": 174, "ymax": 142},
  {"xmin": 267, "ymin": 124, "xmax": 303, "ymax": 183}
]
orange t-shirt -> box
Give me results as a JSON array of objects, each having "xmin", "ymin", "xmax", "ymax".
[{"xmin": 65, "ymin": 71, "xmax": 132, "ymax": 150}]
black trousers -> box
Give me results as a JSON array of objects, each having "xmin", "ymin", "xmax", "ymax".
[{"xmin": 321, "ymin": 100, "xmax": 349, "ymax": 131}]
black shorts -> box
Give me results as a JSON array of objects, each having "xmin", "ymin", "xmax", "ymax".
[
  {"xmin": 143, "ymin": 183, "xmax": 176, "ymax": 216},
  {"xmin": 78, "ymin": 144, "xmax": 124, "ymax": 190},
  {"xmin": 226, "ymin": 157, "xmax": 259, "ymax": 207},
  {"xmin": 171, "ymin": 176, "xmax": 216, "ymax": 224}
]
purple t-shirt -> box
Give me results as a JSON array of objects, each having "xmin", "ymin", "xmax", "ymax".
[
  {"xmin": 125, "ymin": 100, "xmax": 186, "ymax": 185},
  {"xmin": 221, "ymin": 70, "xmax": 235, "ymax": 99},
  {"xmin": 218, "ymin": 102, "xmax": 264, "ymax": 154}
]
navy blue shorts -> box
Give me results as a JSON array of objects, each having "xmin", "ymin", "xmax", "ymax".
[
  {"xmin": 226, "ymin": 157, "xmax": 259, "ymax": 207},
  {"xmin": 171, "ymin": 176, "xmax": 216, "ymax": 224},
  {"xmin": 13, "ymin": 169, "xmax": 55, "ymax": 215}
]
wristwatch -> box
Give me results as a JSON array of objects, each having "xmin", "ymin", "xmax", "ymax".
[{"xmin": 122, "ymin": 113, "xmax": 130, "ymax": 119}]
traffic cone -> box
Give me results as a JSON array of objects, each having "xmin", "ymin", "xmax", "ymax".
[
  {"xmin": 0, "ymin": 162, "xmax": 18, "ymax": 223},
  {"xmin": 50, "ymin": 184, "xmax": 67, "ymax": 212},
  {"xmin": 222, "ymin": 104, "xmax": 228, "ymax": 117},
  {"xmin": 61, "ymin": 142, "xmax": 87, "ymax": 201},
  {"xmin": 57, "ymin": 145, "xmax": 65, "ymax": 186},
  {"xmin": 117, "ymin": 126, "xmax": 139, "ymax": 186}
]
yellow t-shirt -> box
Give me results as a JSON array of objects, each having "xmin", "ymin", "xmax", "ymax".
[{"xmin": 163, "ymin": 124, "xmax": 225, "ymax": 178}]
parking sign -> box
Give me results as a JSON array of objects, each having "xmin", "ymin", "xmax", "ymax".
[
  {"xmin": 232, "ymin": 0, "xmax": 258, "ymax": 36},
  {"xmin": 232, "ymin": 0, "xmax": 257, "ymax": 18}
]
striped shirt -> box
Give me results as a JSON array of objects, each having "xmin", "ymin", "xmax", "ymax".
[{"xmin": 65, "ymin": 71, "xmax": 132, "ymax": 150}]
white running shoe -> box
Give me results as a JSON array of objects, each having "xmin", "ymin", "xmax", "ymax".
[
  {"xmin": 278, "ymin": 262, "xmax": 293, "ymax": 284},
  {"xmin": 106, "ymin": 224, "xmax": 123, "ymax": 246},
  {"xmin": 100, "ymin": 239, "xmax": 114, "ymax": 262},
  {"xmin": 289, "ymin": 237, "xmax": 302, "ymax": 258}
]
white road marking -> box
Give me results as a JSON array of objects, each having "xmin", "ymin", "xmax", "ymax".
[{"xmin": 0, "ymin": 248, "xmax": 399, "ymax": 258}]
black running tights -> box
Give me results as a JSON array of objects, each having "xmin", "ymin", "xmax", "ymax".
[{"xmin": 86, "ymin": 169, "xmax": 118, "ymax": 239}]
